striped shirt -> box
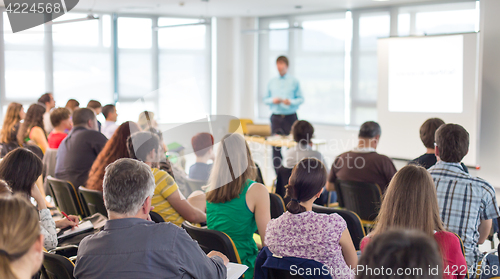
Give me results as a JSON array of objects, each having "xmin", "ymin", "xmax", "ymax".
[
  {"xmin": 151, "ymin": 168, "xmax": 185, "ymax": 226},
  {"xmin": 429, "ymin": 161, "xmax": 500, "ymax": 274}
]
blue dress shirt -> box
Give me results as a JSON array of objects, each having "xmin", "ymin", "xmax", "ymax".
[{"xmin": 264, "ymin": 74, "xmax": 304, "ymax": 115}]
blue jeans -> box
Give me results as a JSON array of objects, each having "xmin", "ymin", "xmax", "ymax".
[{"xmin": 480, "ymin": 254, "xmax": 500, "ymax": 279}]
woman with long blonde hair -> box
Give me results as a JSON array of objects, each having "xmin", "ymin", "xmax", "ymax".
[
  {"xmin": 0, "ymin": 194, "xmax": 44, "ymax": 279},
  {"xmin": 17, "ymin": 103, "xmax": 49, "ymax": 154},
  {"xmin": 206, "ymin": 133, "xmax": 271, "ymax": 279},
  {"xmin": 0, "ymin": 102, "xmax": 25, "ymax": 144},
  {"xmin": 360, "ymin": 165, "xmax": 467, "ymax": 279}
]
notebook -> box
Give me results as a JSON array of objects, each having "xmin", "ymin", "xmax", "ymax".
[
  {"xmin": 57, "ymin": 220, "xmax": 94, "ymax": 240},
  {"xmin": 226, "ymin": 263, "xmax": 248, "ymax": 279}
]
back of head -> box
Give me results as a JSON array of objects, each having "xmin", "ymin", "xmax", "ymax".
[
  {"xmin": 127, "ymin": 131, "xmax": 160, "ymax": 162},
  {"xmin": 206, "ymin": 133, "xmax": 256, "ymax": 203},
  {"xmin": 38, "ymin": 93, "xmax": 51, "ymax": 105},
  {"xmin": 65, "ymin": 99, "xmax": 80, "ymax": 112},
  {"xmin": 372, "ymin": 165, "xmax": 444, "ymax": 236},
  {"xmin": 138, "ymin": 111, "xmax": 156, "ymax": 130},
  {"xmin": 0, "ymin": 194, "xmax": 41, "ymax": 279},
  {"xmin": 435, "ymin": 124, "xmax": 469, "ymax": 163},
  {"xmin": 72, "ymin": 108, "xmax": 96, "ymax": 127},
  {"xmin": 358, "ymin": 121, "xmax": 381, "ymax": 139},
  {"xmin": 17, "ymin": 103, "xmax": 45, "ymax": 145},
  {"xmin": 50, "ymin": 107, "xmax": 71, "ymax": 128},
  {"xmin": 191, "ymin": 133, "xmax": 214, "ymax": 157},
  {"xmin": 291, "ymin": 120, "xmax": 314, "ymax": 144},
  {"xmin": 420, "ymin": 118, "xmax": 445, "ymax": 149},
  {"xmin": 103, "ymin": 158, "xmax": 155, "ymax": 216},
  {"xmin": 102, "ymin": 104, "xmax": 116, "ymax": 119},
  {"xmin": 285, "ymin": 158, "xmax": 327, "ymax": 214},
  {"xmin": 357, "ymin": 229, "xmax": 442, "ymax": 279},
  {"xmin": 87, "ymin": 100, "xmax": 102, "ymax": 110},
  {"xmin": 1, "ymin": 102, "xmax": 23, "ymax": 143},
  {"xmin": 0, "ymin": 148, "xmax": 43, "ymax": 198}
]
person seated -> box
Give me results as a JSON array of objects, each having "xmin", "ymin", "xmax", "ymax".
[
  {"xmin": 65, "ymin": 99, "xmax": 80, "ymax": 114},
  {"xmin": 138, "ymin": 111, "xmax": 158, "ymax": 130},
  {"xmin": 205, "ymin": 133, "xmax": 271, "ymax": 279},
  {"xmin": 360, "ymin": 165, "xmax": 467, "ymax": 279},
  {"xmin": 358, "ymin": 229, "xmax": 443, "ymax": 279},
  {"xmin": 47, "ymin": 107, "xmax": 73, "ymax": 149},
  {"xmin": 127, "ymin": 131, "xmax": 206, "ymax": 225},
  {"xmin": 17, "ymin": 103, "xmax": 49, "ymax": 154},
  {"xmin": 73, "ymin": 158, "xmax": 228, "ymax": 279},
  {"xmin": 55, "ymin": 108, "xmax": 107, "ymax": 188},
  {"xmin": 0, "ymin": 194, "xmax": 45, "ymax": 279},
  {"xmin": 429, "ymin": 124, "xmax": 500, "ymax": 276},
  {"xmin": 0, "ymin": 102, "xmax": 25, "ymax": 145},
  {"xmin": 0, "ymin": 148, "xmax": 78, "ymax": 249},
  {"xmin": 86, "ymin": 122, "xmax": 140, "ymax": 191},
  {"xmin": 189, "ymin": 132, "xmax": 214, "ymax": 181},
  {"xmin": 101, "ymin": 104, "xmax": 119, "ymax": 139},
  {"xmin": 38, "ymin": 92, "xmax": 56, "ymax": 134},
  {"xmin": 326, "ymin": 121, "xmax": 396, "ymax": 193},
  {"xmin": 266, "ymin": 158, "xmax": 357, "ymax": 278},
  {"xmin": 86, "ymin": 100, "xmax": 102, "ymax": 132},
  {"xmin": 409, "ymin": 118, "xmax": 445, "ymax": 169},
  {"xmin": 283, "ymin": 120, "xmax": 327, "ymax": 168}
]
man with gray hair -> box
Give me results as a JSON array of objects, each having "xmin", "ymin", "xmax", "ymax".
[
  {"xmin": 74, "ymin": 158, "xmax": 228, "ymax": 279},
  {"xmin": 326, "ymin": 121, "xmax": 396, "ymax": 193}
]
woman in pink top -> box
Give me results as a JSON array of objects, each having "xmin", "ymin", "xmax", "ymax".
[
  {"xmin": 266, "ymin": 158, "xmax": 358, "ymax": 278},
  {"xmin": 360, "ymin": 165, "xmax": 467, "ymax": 279}
]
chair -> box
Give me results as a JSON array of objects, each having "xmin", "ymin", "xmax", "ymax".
[
  {"xmin": 312, "ymin": 204, "xmax": 366, "ymax": 250},
  {"xmin": 42, "ymin": 148, "xmax": 58, "ymax": 195},
  {"xmin": 185, "ymin": 178, "xmax": 207, "ymax": 193},
  {"xmin": 41, "ymin": 252, "xmax": 75, "ymax": 279},
  {"xmin": 229, "ymin": 118, "xmax": 253, "ymax": 135},
  {"xmin": 78, "ymin": 186, "xmax": 107, "ymax": 218},
  {"xmin": 182, "ymin": 221, "xmax": 242, "ymax": 264},
  {"xmin": 47, "ymin": 176, "xmax": 85, "ymax": 217},
  {"xmin": 275, "ymin": 166, "xmax": 293, "ymax": 199},
  {"xmin": 269, "ymin": 193, "xmax": 286, "ymax": 219},
  {"xmin": 335, "ymin": 180, "xmax": 382, "ymax": 226},
  {"xmin": 150, "ymin": 211, "xmax": 165, "ymax": 223}
]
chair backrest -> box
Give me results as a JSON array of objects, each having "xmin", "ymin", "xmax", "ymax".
[
  {"xmin": 229, "ymin": 118, "xmax": 253, "ymax": 135},
  {"xmin": 149, "ymin": 211, "xmax": 165, "ymax": 223},
  {"xmin": 42, "ymin": 252, "xmax": 75, "ymax": 279},
  {"xmin": 181, "ymin": 221, "xmax": 241, "ymax": 264},
  {"xmin": 47, "ymin": 176, "xmax": 85, "ymax": 217},
  {"xmin": 43, "ymin": 149, "xmax": 58, "ymax": 194},
  {"xmin": 275, "ymin": 166, "xmax": 293, "ymax": 199},
  {"xmin": 269, "ymin": 193, "xmax": 286, "ymax": 219},
  {"xmin": 78, "ymin": 186, "xmax": 107, "ymax": 218},
  {"xmin": 312, "ymin": 204, "xmax": 366, "ymax": 250},
  {"xmin": 185, "ymin": 178, "xmax": 207, "ymax": 193},
  {"xmin": 335, "ymin": 179, "xmax": 382, "ymax": 221}
]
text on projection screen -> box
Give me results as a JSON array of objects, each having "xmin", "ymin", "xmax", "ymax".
[{"xmin": 388, "ymin": 35, "xmax": 463, "ymax": 113}]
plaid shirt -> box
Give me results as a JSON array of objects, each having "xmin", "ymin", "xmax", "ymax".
[{"xmin": 429, "ymin": 161, "xmax": 500, "ymax": 274}]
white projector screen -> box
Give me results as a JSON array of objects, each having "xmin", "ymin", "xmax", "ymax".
[{"xmin": 377, "ymin": 33, "xmax": 480, "ymax": 166}]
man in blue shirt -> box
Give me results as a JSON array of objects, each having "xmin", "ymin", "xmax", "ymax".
[{"xmin": 264, "ymin": 56, "xmax": 304, "ymax": 172}]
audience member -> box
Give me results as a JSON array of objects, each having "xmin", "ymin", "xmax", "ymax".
[
  {"xmin": 429, "ymin": 124, "xmax": 500, "ymax": 276},
  {"xmin": 361, "ymin": 165, "xmax": 466, "ymax": 279},
  {"xmin": 266, "ymin": 158, "xmax": 357, "ymax": 278},
  {"xmin": 86, "ymin": 100, "xmax": 102, "ymax": 132},
  {"xmin": 86, "ymin": 121, "xmax": 140, "ymax": 191},
  {"xmin": 206, "ymin": 133, "xmax": 271, "ymax": 279},
  {"xmin": 55, "ymin": 108, "xmax": 107, "ymax": 188},
  {"xmin": 357, "ymin": 229, "xmax": 443, "ymax": 279},
  {"xmin": 38, "ymin": 92, "xmax": 55, "ymax": 134},
  {"xmin": 17, "ymin": 104, "xmax": 49, "ymax": 154},
  {"xmin": 138, "ymin": 111, "xmax": 158, "ymax": 130},
  {"xmin": 0, "ymin": 194, "xmax": 44, "ymax": 279},
  {"xmin": 326, "ymin": 121, "xmax": 396, "ymax": 193},
  {"xmin": 65, "ymin": 99, "xmax": 80, "ymax": 113},
  {"xmin": 0, "ymin": 148, "xmax": 78, "ymax": 249},
  {"xmin": 284, "ymin": 120, "xmax": 327, "ymax": 168},
  {"xmin": 74, "ymin": 158, "xmax": 228, "ymax": 279},
  {"xmin": 409, "ymin": 118, "xmax": 445, "ymax": 169},
  {"xmin": 0, "ymin": 102, "xmax": 24, "ymax": 145},
  {"xmin": 101, "ymin": 104, "xmax": 119, "ymax": 139},
  {"xmin": 189, "ymin": 132, "xmax": 214, "ymax": 181},
  {"xmin": 127, "ymin": 131, "xmax": 206, "ymax": 225},
  {"xmin": 47, "ymin": 107, "xmax": 72, "ymax": 149}
]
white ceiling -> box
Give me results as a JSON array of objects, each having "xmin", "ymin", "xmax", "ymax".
[{"xmin": 71, "ymin": 0, "xmax": 470, "ymax": 17}]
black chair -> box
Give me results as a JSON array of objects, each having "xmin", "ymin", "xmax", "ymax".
[
  {"xmin": 269, "ymin": 193, "xmax": 286, "ymax": 219},
  {"xmin": 255, "ymin": 163, "xmax": 264, "ymax": 184},
  {"xmin": 41, "ymin": 252, "xmax": 75, "ymax": 279},
  {"xmin": 335, "ymin": 180, "xmax": 382, "ymax": 226},
  {"xmin": 150, "ymin": 211, "xmax": 165, "ymax": 223},
  {"xmin": 182, "ymin": 221, "xmax": 241, "ymax": 264},
  {"xmin": 46, "ymin": 176, "xmax": 85, "ymax": 217},
  {"xmin": 275, "ymin": 166, "xmax": 293, "ymax": 199},
  {"xmin": 78, "ymin": 186, "xmax": 107, "ymax": 218},
  {"xmin": 312, "ymin": 204, "xmax": 366, "ymax": 250}
]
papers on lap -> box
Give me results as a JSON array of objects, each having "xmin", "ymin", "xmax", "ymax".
[
  {"xmin": 227, "ymin": 262, "xmax": 248, "ymax": 279},
  {"xmin": 57, "ymin": 220, "xmax": 94, "ymax": 240}
]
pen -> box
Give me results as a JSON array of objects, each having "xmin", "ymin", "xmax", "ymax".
[{"xmin": 61, "ymin": 211, "xmax": 78, "ymax": 227}]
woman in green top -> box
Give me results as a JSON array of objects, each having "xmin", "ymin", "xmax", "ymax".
[{"xmin": 206, "ymin": 134, "xmax": 271, "ymax": 278}]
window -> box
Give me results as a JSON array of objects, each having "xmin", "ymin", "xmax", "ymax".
[{"xmin": 53, "ymin": 13, "xmax": 113, "ymax": 107}]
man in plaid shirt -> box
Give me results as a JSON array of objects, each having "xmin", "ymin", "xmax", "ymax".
[{"xmin": 429, "ymin": 124, "xmax": 500, "ymax": 278}]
